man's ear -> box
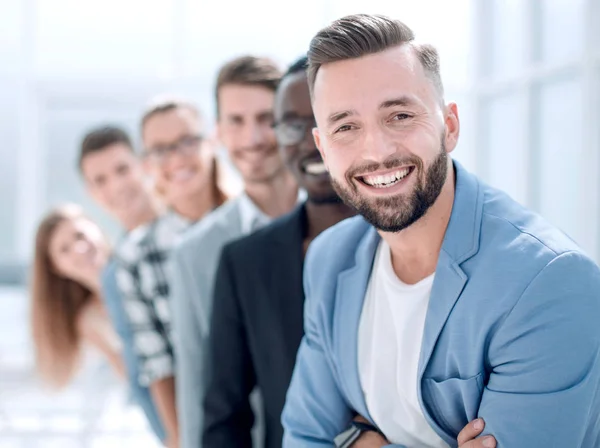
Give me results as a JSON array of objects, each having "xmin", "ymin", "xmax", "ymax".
[
  {"xmin": 313, "ymin": 127, "xmax": 328, "ymax": 169},
  {"xmin": 444, "ymin": 102, "xmax": 460, "ymax": 154}
]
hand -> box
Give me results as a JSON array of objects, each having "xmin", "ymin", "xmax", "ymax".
[
  {"xmin": 457, "ymin": 418, "xmax": 496, "ymax": 448},
  {"xmin": 352, "ymin": 415, "xmax": 390, "ymax": 448}
]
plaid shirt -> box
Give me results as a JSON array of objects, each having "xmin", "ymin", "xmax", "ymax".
[{"xmin": 115, "ymin": 211, "xmax": 191, "ymax": 386}]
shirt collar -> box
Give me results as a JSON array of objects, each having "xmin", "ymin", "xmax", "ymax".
[
  {"xmin": 163, "ymin": 209, "xmax": 194, "ymax": 233},
  {"xmin": 238, "ymin": 192, "xmax": 271, "ymax": 235},
  {"xmin": 238, "ymin": 189, "xmax": 307, "ymax": 235}
]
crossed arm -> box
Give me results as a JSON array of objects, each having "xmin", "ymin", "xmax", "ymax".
[{"xmin": 350, "ymin": 416, "xmax": 495, "ymax": 448}]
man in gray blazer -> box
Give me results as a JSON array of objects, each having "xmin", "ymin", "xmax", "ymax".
[{"xmin": 170, "ymin": 56, "xmax": 301, "ymax": 448}]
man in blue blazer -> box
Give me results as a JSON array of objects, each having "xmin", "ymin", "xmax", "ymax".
[{"xmin": 282, "ymin": 14, "xmax": 600, "ymax": 448}]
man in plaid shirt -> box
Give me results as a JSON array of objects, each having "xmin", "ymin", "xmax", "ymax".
[
  {"xmin": 115, "ymin": 97, "xmax": 228, "ymax": 448},
  {"xmin": 116, "ymin": 210, "xmax": 188, "ymax": 386}
]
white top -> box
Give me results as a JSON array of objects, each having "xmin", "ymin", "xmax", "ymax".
[
  {"xmin": 238, "ymin": 189, "xmax": 307, "ymax": 234},
  {"xmin": 238, "ymin": 192, "xmax": 272, "ymax": 234},
  {"xmin": 358, "ymin": 240, "xmax": 448, "ymax": 448}
]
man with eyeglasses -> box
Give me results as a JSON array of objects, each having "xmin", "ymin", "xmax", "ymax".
[
  {"xmin": 115, "ymin": 97, "xmax": 228, "ymax": 448},
  {"xmin": 201, "ymin": 56, "xmax": 355, "ymax": 448},
  {"xmin": 170, "ymin": 56, "xmax": 302, "ymax": 448}
]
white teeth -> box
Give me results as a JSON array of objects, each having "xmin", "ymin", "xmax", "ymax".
[
  {"xmin": 305, "ymin": 162, "xmax": 327, "ymax": 175},
  {"xmin": 362, "ymin": 167, "xmax": 410, "ymax": 188}
]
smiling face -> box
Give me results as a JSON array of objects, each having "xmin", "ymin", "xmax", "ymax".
[
  {"xmin": 48, "ymin": 216, "xmax": 108, "ymax": 286},
  {"xmin": 142, "ymin": 106, "xmax": 214, "ymax": 207},
  {"xmin": 274, "ymin": 71, "xmax": 339, "ymax": 204},
  {"xmin": 81, "ymin": 143, "xmax": 151, "ymax": 225},
  {"xmin": 217, "ymin": 84, "xmax": 285, "ymax": 185},
  {"xmin": 312, "ymin": 44, "xmax": 459, "ymax": 232}
]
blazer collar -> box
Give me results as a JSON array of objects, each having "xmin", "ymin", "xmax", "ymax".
[
  {"xmin": 440, "ymin": 160, "xmax": 483, "ymax": 264},
  {"xmin": 270, "ymin": 203, "xmax": 308, "ymax": 247}
]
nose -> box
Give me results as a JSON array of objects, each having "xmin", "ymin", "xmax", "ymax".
[
  {"xmin": 72, "ymin": 240, "xmax": 91, "ymax": 255},
  {"xmin": 243, "ymin": 121, "xmax": 271, "ymax": 148},
  {"xmin": 107, "ymin": 178, "xmax": 130, "ymax": 207},
  {"xmin": 159, "ymin": 151, "xmax": 190, "ymax": 180},
  {"xmin": 112, "ymin": 175, "xmax": 129, "ymax": 195},
  {"xmin": 361, "ymin": 127, "xmax": 397, "ymax": 164}
]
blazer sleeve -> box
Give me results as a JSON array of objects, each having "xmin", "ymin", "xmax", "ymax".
[
  {"xmin": 202, "ymin": 245, "xmax": 256, "ymax": 448},
  {"xmin": 282, "ymin": 246, "xmax": 357, "ymax": 448},
  {"xmin": 170, "ymin": 243, "xmax": 207, "ymax": 448},
  {"xmin": 478, "ymin": 251, "xmax": 600, "ymax": 446}
]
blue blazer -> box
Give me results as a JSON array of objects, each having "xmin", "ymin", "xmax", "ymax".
[{"xmin": 282, "ymin": 161, "xmax": 600, "ymax": 448}]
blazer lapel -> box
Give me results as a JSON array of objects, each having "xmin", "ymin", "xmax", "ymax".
[
  {"xmin": 418, "ymin": 252, "xmax": 467, "ymax": 375},
  {"xmin": 418, "ymin": 161, "xmax": 484, "ymax": 375},
  {"xmin": 269, "ymin": 206, "xmax": 306, "ymax": 357},
  {"xmin": 333, "ymin": 225, "xmax": 380, "ymax": 419}
]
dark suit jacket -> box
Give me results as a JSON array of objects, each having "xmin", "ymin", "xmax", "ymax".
[{"xmin": 203, "ymin": 203, "xmax": 307, "ymax": 448}]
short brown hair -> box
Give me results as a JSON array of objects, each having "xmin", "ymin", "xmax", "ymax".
[
  {"xmin": 140, "ymin": 96, "xmax": 201, "ymax": 134},
  {"xmin": 78, "ymin": 126, "xmax": 132, "ymax": 172},
  {"xmin": 307, "ymin": 14, "xmax": 443, "ymax": 98},
  {"xmin": 215, "ymin": 56, "xmax": 282, "ymax": 117}
]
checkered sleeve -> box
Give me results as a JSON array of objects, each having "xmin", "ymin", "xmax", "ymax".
[{"xmin": 115, "ymin": 250, "xmax": 175, "ymax": 386}]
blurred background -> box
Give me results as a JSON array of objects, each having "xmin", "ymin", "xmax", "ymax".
[{"xmin": 0, "ymin": 0, "xmax": 598, "ymax": 446}]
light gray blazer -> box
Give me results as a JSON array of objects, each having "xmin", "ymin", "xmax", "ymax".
[{"xmin": 170, "ymin": 197, "xmax": 263, "ymax": 448}]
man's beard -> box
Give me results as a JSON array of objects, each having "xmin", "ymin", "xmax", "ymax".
[
  {"xmin": 307, "ymin": 191, "xmax": 343, "ymax": 205},
  {"xmin": 331, "ymin": 142, "xmax": 448, "ymax": 233}
]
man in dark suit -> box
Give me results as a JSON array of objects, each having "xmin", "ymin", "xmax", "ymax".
[{"xmin": 202, "ymin": 56, "xmax": 356, "ymax": 448}]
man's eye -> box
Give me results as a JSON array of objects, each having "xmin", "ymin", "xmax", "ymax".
[{"xmin": 336, "ymin": 124, "xmax": 354, "ymax": 133}]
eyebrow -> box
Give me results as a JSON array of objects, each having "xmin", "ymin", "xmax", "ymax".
[
  {"xmin": 379, "ymin": 96, "xmax": 418, "ymax": 110},
  {"xmin": 326, "ymin": 96, "xmax": 419, "ymax": 126},
  {"xmin": 327, "ymin": 110, "xmax": 356, "ymax": 126}
]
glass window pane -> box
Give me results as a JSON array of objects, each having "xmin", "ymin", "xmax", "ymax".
[
  {"xmin": 541, "ymin": 0, "xmax": 584, "ymax": 64},
  {"xmin": 182, "ymin": 0, "xmax": 324, "ymax": 78},
  {"xmin": 450, "ymin": 94, "xmax": 476, "ymax": 174},
  {"xmin": 0, "ymin": 83, "xmax": 20, "ymax": 262},
  {"xmin": 327, "ymin": 0, "xmax": 471, "ymax": 86},
  {"xmin": 488, "ymin": 0, "xmax": 527, "ymax": 78},
  {"xmin": 596, "ymin": 7, "xmax": 600, "ymax": 53},
  {"xmin": 538, "ymin": 77, "xmax": 584, "ymax": 245},
  {"xmin": 483, "ymin": 91, "xmax": 529, "ymax": 205},
  {"xmin": 35, "ymin": 0, "xmax": 174, "ymax": 76},
  {"xmin": 0, "ymin": 2, "xmax": 23, "ymax": 76}
]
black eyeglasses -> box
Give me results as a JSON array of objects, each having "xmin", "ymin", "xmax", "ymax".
[
  {"xmin": 273, "ymin": 117, "xmax": 316, "ymax": 146},
  {"xmin": 145, "ymin": 135, "xmax": 203, "ymax": 163}
]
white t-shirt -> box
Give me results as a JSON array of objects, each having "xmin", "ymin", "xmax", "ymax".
[{"xmin": 358, "ymin": 240, "xmax": 448, "ymax": 448}]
